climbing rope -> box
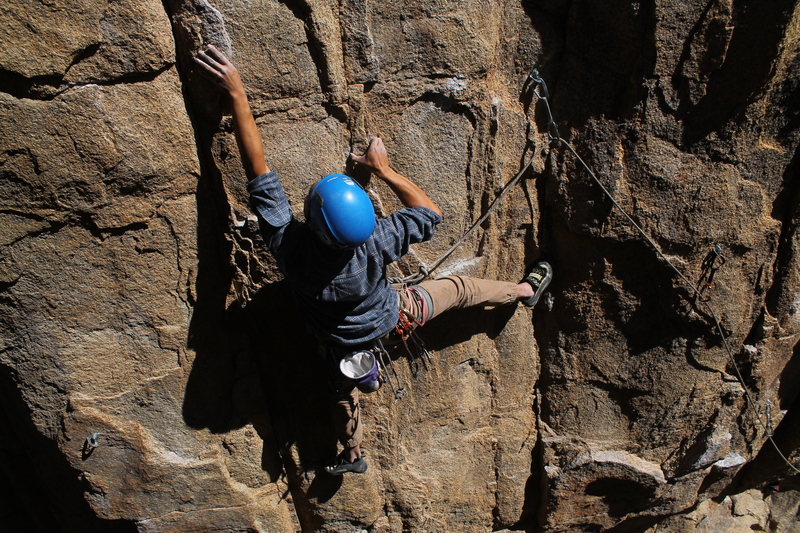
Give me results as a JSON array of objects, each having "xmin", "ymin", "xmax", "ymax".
[
  {"xmin": 394, "ymin": 140, "xmax": 551, "ymax": 285},
  {"xmin": 527, "ymin": 70, "xmax": 800, "ymax": 475}
]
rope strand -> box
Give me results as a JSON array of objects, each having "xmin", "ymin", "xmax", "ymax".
[{"xmin": 395, "ymin": 141, "xmax": 550, "ymax": 284}]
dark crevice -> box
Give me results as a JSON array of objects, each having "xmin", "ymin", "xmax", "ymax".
[
  {"xmin": 0, "ymin": 70, "xmax": 65, "ymax": 100},
  {"xmin": 6, "ymin": 221, "xmax": 69, "ymax": 247},
  {"xmin": 512, "ymin": 394, "xmax": 545, "ymax": 532},
  {"xmin": 277, "ymin": 0, "xmax": 336, "ymax": 98},
  {"xmin": 681, "ymin": 0, "xmax": 796, "ymax": 145},
  {"xmin": 669, "ymin": 0, "xmax": 728, "ymax": 115},
  {"xmin": 65, "ymin": 43, "xmax": 102, "ymax": 73},
  {"xmin": 321, "ymin": 101, "xmax": 349, "ymax": 124},
  {"xmin": 422, "ymin": 72, "xmax": 467, "ymax": 80},
  {"xmin": 765, "ymin": 143, "xmax": 800, "ymax": 318},
  {"xmin": 731, "ymin": 383, "xmax": 800, "ymax": 493},
  {"xmin": 0, "ymin": 209, "xmax": 48, "ymax": 221},
  {"xmin": 0, "ymin": 63, "xmax": 174, "ymax": 101},
  {"xmin": 0, "ymin": 278, "xmax": 20, "ymax": 293},
  {"xmin": 602, "ymin": 514, "xmax": 663, "ymax": 533},
  {"xmin": 97, "ymin": 222, "xmax": 150, "ymax": 238},
  {"xmin": 777, "ymin": 340, "xmax": 800, "ymax": 411},
  {"xmin": 77, "ymin": 214, "xmax": 148, "ymax": 240},
  {"xmin": 684, "ymin": 340, "xmax": 728, "ymax": 376},
  {"xmin": 0, "ymin": 363, "xmax": 138, "ymax": 532},
  {"xmin": 585, "ymin": 477, "xmax": 657, "ymax": 518}
]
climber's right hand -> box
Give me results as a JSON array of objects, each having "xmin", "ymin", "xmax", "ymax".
[{"xmin": 194, "ymin": 45, "xmax": 246, "ymax": 99}]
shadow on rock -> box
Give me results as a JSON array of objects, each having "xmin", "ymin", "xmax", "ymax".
[
  {"xmin": 182, "ymin": 165, "xmax": 243, "ymax": 434},
  {"xmin": 242, "ymin": 282, "xmax": 341, "ymax": 471},
  {"xmin": 183, "ymin": 276, "xmax": 346, "ymax": 507},
  {"xmin": 421, "ymin": 304, "xmax": 518, "ymax": 352}
]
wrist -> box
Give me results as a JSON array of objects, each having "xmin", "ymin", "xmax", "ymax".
[
  {"xmin": 228, "ymin": 87, "xmax": 249, "ymax": 103},
  {"xmin": 375, "ymin": 166, "xmax": 399, "ymax": 182}
]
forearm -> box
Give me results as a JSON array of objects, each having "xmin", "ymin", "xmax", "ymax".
[
  {"xmin": 230, "ymin": 91, "xmax": 269, "ymax": 181},
  {"xmin": 194, "ymin": 45, "xmax": 269, "ymax": 181},
  {"xmin": 377, "ymin": 168, "xmax": 442, "ymax": 216}
]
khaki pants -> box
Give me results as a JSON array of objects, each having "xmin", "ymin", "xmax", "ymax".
[
  {"xmin": 330, "ymin": 275, "xmax": 518, "ymax": 451},
  {"xmin": 397, "ymin": 275, "xmax": 518, "ymax": 324}
]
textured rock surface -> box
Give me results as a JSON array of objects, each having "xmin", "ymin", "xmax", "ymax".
[{"xmin": 1, "ymin": 0, "xmax": 799, "ymax": 532}]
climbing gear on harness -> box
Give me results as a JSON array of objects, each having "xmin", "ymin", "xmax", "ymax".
[
  {"xmin": 320, "ymin": 337, "xmax": 408, "ymax": 399},
  {"xmin": 695, "ymin": 245, "xmax": 726, "ymax": 303},
  {"xmin": 321, "ymin": 341, "xmax": 380, "ymax": 394},
  {"xmin": 374, "ymin": 338, "xmax": 406, "ymax": 401},
  {"xmin": 526, "ymin": 70, "xmax": 800, "ymax": 475},
  {"xmin": 307, "ymin": 174, "xmax": 376, "ymax": 249},
  {"xmin": 396, "ymin": 310, "xmax": 416, "ymax": 338},
  {"xmin": 521, "ymin": 261, "xmax": 553, "ymax": 308},
  {"xmin": 395, "ymin": 310, "xmax": 432, "ymax": 378},
  {"xmin": 390, "ymin": 286, "xmax": 433, "ymax": 377},
  {"xmin": 325, "ymin": 453, "xmax": 368, "ymax": 475},
  {"xmin": 324, "ymin": 343, "xmax": 383, "ymax": 394}
]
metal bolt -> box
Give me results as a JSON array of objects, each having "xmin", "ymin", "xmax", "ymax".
[{"xmin": 86, "ymin": 433, "xmax": 100, "ymax": 448}]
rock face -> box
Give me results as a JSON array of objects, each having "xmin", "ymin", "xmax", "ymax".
[{"xmin": 1, "ymin": 1, "xmax": 799, "ymax": 532}]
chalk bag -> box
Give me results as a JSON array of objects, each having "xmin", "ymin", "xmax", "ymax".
[{"xmin": 340, "ymin": 350, "xmax": 381, "ymax": 393}]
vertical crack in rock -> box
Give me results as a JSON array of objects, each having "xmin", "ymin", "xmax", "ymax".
[
  {"xmin": 279, "ymin": 0, "xmax": 350, "ymax": 120},
  {"xmin": 339, "ymin": 0, "xmax": 381, "ymax": 85}
]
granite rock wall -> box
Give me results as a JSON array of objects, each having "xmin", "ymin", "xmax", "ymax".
[{"xmin": 1, "ymin": 0, "xmax": 799, "ymax": 531}]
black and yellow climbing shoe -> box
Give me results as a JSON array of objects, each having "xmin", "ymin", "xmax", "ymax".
[
  {"xmin": 325, "ymin": 454, "xmax": 368, "ymax": 475},
  {"xmin": 521, "ymin": 261, "xmax": 552, "ymax": 308}
]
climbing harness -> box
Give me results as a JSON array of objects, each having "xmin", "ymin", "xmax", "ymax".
[{"xmin": 524, "ymin": 69, "xmax": 799, "ymax": 475}]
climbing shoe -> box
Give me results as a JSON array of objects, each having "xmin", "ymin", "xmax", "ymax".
[
  {"xmin": 324, "ymin": 454, "xmax": 368, "ymax": 475},
  {"xmin": 521, "ymin": 261, "xmax": 553, "ymax": 308}
]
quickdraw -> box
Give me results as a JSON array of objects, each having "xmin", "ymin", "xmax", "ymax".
[
  {"xmin": 373, "ymin": 338, "xmax": 405, "ymax": 401},
  {"xmin": 696, "ymin": 245, "xmax": 726, "ymax": 303},
  {"xmin": 528, "ymin": 68, "xmax": 560, "ymax": 140},
  {"xmin": 395, "ymin": 309, "xmax": 416, "ymax": 339}
]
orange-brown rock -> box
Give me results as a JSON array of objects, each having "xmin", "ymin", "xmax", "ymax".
[{"xmin": 1, "ymin": 1, "xmax": 799, "ymax": 531}]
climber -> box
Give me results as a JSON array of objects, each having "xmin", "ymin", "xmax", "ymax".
[{"xmin": 194, "ymin": 44, "xmax": 553, "ymax": 476}]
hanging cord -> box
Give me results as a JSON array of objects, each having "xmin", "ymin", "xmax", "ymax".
[
  {"xmin": 528, "ymin": 70, "xmax": 800, "ymax": 475},
  {"xmin": 394, "ymin": 140, "xmax": 551, "ymax": 285},
  {"xmin": 695, "ymin": 245, "xmax": 726, "ymax": 303}
]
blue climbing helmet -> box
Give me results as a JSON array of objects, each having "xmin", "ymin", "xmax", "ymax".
[{"xmin": 307, "ymin": 174, "xmax": 375, "ymax": 249}]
